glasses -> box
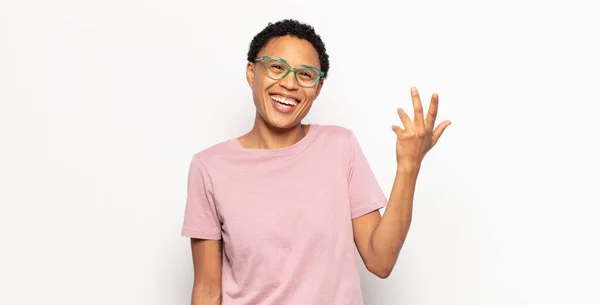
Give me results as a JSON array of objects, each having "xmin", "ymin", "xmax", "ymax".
[{"xmin": 253, "ymin": 56, "xmax": 324, "ymax": 88}]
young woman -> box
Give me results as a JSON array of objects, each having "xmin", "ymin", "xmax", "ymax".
[{"xmin": 181, "ymin": 19, "xmax": 451, "ymax": 305}]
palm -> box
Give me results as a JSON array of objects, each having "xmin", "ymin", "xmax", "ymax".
[{"xmin": 391, "ymin": 87, "xmax": 451, "ymax": 168}]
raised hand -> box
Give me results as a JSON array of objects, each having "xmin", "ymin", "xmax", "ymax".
[{"xmin": 391, "ymin": 86, "xmax": 451, "ymax": 173}]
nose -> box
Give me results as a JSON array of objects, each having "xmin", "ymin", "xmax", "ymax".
[{"xmin": 278, "ymin": 71, "xmax": 299, "ymax": 91}]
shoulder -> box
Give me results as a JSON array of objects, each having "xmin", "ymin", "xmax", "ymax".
[
  {"xmin": 312, "ymin": 124, "xmax": 356, "ymax": 142},
  {"xmin": 312, "ymin": 124, "xmax": 361, "ymax": 153},
  {"xmin": 189, "ymin": 139, "xmax": 237, "ymax": 168}
]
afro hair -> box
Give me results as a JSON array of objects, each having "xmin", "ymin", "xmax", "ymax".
[{"xmin": 247, "ymin": 19, "xmax": 330, "ymax": 79}]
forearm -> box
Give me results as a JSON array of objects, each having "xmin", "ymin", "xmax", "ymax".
[
  {"xmin": 191, "ymin": 282, "xmax": 222, "ymax": 305},
  {"xmin": 369, "ymin": 166, "xmax": 418, "ymax": 277}
]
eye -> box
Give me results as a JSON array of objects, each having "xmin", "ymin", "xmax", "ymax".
[{"xmin": 298, "ymin": 70, "xmax": 315, "ymax": 80}]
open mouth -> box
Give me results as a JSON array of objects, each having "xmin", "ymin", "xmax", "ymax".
[{"xmin": 270, "ymin": 94, "xmax": 300, "ymax": 109}]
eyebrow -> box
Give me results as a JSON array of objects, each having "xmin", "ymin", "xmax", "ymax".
[{"xmin": 272, "ymin": 56, "xmax": 321, "ymax": 70}]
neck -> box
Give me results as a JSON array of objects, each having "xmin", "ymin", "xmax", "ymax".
[{"xmin": 239, "ymin": 117, "xmax": 308, "ymax": 149}]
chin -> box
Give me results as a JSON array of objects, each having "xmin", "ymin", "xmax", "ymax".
[
  {"xmin": 260, "ymin": 103, "xmax": 305, "ymax": 131},
  {"xmin": 264, "ymin": 115, "xmax": 300, "ymax": 131},
  {"xmin": 253, "ymin": 89, "xmax": 312, "ymax": 130}
]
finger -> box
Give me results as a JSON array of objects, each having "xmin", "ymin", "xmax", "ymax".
[
  {"xmin": 411, "ymin": 87, "xmax": 425, "ymax": 128},
  {"xmin": 425, "ymin": 93, "xmax": 439, "ymax": 130},
  {"xmin": 431, "ymin": 120, "xmax": 452, "ymax": 147},
  {"xmin": 397, "ymin": 107, "xmax": 413, "ymax": 132},
  {"xmin": 391, "ymin": 125, "xmax": 404, "ymax": 135}
]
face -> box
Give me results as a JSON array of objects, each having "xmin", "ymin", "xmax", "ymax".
[{"xmin": 246, "ymin": 35, "xmax": 324, "ymax": 130}]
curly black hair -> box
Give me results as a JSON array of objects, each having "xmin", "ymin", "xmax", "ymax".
[{"xmin": 247, "ymin": 19, "xmax": 330, "ymax": 79}]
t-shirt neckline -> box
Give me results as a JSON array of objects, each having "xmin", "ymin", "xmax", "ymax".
[{"xmin": 229, "ymin": 124, "xmax": 319, "ymax": 156}]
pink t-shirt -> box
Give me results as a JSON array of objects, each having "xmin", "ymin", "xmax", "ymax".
[{"xmin": 181, "ymin": 124, "xmax": 387, "ymax": 305}]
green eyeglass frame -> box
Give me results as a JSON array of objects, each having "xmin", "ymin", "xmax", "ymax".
[{"xmin": 253, "ymin": 55, "xmax": 324, "ymax": 88}]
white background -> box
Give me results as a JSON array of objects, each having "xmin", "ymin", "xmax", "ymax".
[{"xmin": 1, "ymin": 0, "xmax": 599, "ymax": 304}]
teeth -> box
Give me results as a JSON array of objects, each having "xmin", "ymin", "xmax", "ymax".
[{"xmin": 271, "ymin": 95, "xmax": 298, "ymax": 106}]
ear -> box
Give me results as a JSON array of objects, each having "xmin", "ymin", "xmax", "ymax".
[
  {"xmin": 246, "ymin": 62, "xmax": 255, "ymax": 88},
  {"xmin": 314, "ymin": 79, "xmax": 324, "ymax": 98}
]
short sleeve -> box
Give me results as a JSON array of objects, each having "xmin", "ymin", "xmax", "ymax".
[
  {"xmin": 347, "ymin": 131, "xmax": 388, "ymax": 219},
  {"xmin": 181, "ymin": 155, "xmax": 222, "ymax": 240}
]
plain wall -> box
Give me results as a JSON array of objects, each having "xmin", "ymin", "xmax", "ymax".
[{"xmin": 1, "ymin": 0, "xmax": 599, "ymax": 304}]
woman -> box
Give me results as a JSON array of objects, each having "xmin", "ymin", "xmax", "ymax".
[{"xmin": 181, "ymin": 19, "xmax": 451, "ymax": 305}]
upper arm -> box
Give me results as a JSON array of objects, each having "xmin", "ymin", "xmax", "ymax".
[
  {"xmin": 345, "ymin": 130, "xmax": 387, "ymax": 269},
  {"xmin": 182, "ymin": 156, "xmax": 222, "ymax": 240},
  {"xmin": 181, "ymin": 156, "xmax": 223, "ymax": 303},
  {"xmin": 352, "ymin": 210, "xmax": 381, "ymax": 270},
  {"xmin": 190, "ymin": 238, "xmax": 222, "ymax": 303},
  {"xmin": 346, "ymin": 131, "xmax": 387, "ymax": 219}
]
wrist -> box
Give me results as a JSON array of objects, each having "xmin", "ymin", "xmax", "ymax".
[{"xmin": 397, "ymin": 161, "xmax": 421, "ymax": 175}]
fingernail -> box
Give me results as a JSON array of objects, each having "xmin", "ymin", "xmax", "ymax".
[{"xmin": 411, "ymin": 86, "xmax": 417, "ymax": 94}]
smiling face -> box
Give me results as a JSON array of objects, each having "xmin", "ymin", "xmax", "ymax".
[{"xmin": 246, "ymin": 35, "xmax": 324, "ymax": 130}]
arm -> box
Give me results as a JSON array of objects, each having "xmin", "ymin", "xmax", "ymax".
[
  {"xmin": 352, "ymin": 168, "xmax": 417, "ymax": 278},
  {"xmin": 353, "ymin": 86, "xmax": 451, "ymax": 278},
  {"xmin": 190, "ymin": 238, "xmax": 222, "ymax": 305}
]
